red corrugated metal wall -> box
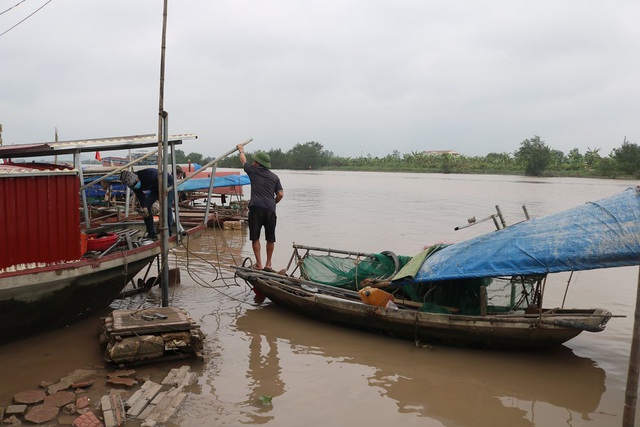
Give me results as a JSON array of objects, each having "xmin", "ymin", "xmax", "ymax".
[{"xmin": 0, "ymin": 173, "xmax": 81, "ymax": 269}]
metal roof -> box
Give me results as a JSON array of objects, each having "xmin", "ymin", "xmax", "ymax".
[{"xmin": 0, "ymin": 133, "xmax": 197, "ymax": 159}]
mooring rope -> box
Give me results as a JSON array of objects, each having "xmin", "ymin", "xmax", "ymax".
[{"xmin": 171, "ymin": 222, "xmax": 262, "ymax": 307}]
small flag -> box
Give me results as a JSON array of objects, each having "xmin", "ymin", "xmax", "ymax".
[{"xmin": 95, "ymin": 151, "xmax": 102, "ymax": 161}]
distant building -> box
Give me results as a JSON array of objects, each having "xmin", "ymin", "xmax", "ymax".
[
  {"xmin": 423, "ymin": 150, "xmax": 461, "ymax": 156},
  {"xmin": 102, "ymin": 152, "xmax": 158, "ymax": 167}
]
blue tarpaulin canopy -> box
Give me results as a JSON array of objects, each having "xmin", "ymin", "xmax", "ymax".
[
  {"xmin": 176, "ymin": 174, "xmax": 250, "ymax": 191},
  {"xmin": 83, "ymin": 173, "xmax": 250, "ymax": 190},
  {"xmin": 413, "ymin": 187, "xmax": 640, "ymax": 283},
  {"xmin": 82, "ymin": 173, "xmax": 250, "ymax": 197}
]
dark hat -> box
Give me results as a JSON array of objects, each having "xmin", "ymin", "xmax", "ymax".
[{"xmin": 252, "ymin": 152, "xmax": 272, "ymax": 168}]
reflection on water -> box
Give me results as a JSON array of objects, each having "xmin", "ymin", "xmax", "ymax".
[
  {"xmin": 233, "ymin": 304, "xmax": 606, "ymax": 427},
  {"xmin": 244, "ymin": 333, "xmax": 283, "ymax": 424}
]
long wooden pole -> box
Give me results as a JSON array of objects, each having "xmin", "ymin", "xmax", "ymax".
[
  {"xmin": 158, "ymin": 0, "xmax": 170, "ymax": 307},
  {"xmin": 623, "ymin": 266, "xmax": 640, "ymax": 426}
]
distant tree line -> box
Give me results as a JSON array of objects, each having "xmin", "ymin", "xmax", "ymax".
[{"xmin": 174, "ymin": 136, "xmax": 640, "ymax": 179}]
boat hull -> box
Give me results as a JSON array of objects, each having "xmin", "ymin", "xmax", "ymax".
[
  {"xmin": 0, "ymin": 225, "xmax": 204, "ymax": 344},
  {"xmin": 242, "ymin": 273, "xmax": 611, "ymax": 351},
  {"xmin": 0, "ymin": 246, "xmax": 160, "ymax": 344}
]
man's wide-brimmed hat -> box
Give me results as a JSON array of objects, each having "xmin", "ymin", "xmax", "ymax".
[
  {"xmin": 252, "ymin": 152, "xmax": 272, "ymax": 168},
  {"xmin": 120, "ymin": 170, "xmax": 140, "ymax": 188}
]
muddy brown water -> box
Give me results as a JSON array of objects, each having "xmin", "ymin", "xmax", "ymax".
[{"xmin": 0, "ymin": 171, "xmax": 639, "ymax": 426}]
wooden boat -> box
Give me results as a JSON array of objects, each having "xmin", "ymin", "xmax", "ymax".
[
  {"xmin": 0, "ymin": 134, "xmax": 208, "ymax": 344},
  {"xmin": 82, "ymin": 166, "xmax": 250, "ymax": 227},
  {"xmin": 176, "ymin": 169, "xmax": 249, "ymax": 226},
  {"xmin": 235, "ymin": 188, "xmax": 640, "ymax": 350}
]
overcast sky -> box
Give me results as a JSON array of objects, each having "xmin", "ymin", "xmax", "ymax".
[{"xmin": 1, "ymin": 0, "xmax": 639, "ymax": 159}]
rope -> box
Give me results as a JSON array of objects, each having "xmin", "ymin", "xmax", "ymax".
[
  {"xmin": 171, "ymin": 221, "xmax": 264, "ymax": 307},
  {"xmin": 110, "ymin": 213, "xmax": 261, "ymax": 310}
]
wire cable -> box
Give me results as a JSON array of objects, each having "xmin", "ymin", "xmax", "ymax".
[
  {"xmin": 0, "ymin": 0, "xmax": 28, "ymax": 16},
  {"xmin": 0, "ymin": 0, "xmax": 53, "ymax": 38}
]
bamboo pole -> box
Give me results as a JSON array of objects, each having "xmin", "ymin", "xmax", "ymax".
[
  {"xmin": 623, "ymin": 266, "xmax": 640, "ymax": 426},
  {"xmin": 79, "ymin": 148, "xmax": 159, "ymax": 191},
  {"xmin": 292, "ymin": 244, "xmax": 374, "ymax": 258},
  {"xmin": 172, "ymin": 138, "xmax": 253, "ymax": 188},
  {"xmin": 480, "ymin": 286, "xmax": 487, "ymax": 316}
]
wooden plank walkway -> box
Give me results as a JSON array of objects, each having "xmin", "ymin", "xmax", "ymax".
[
  {"xmin": 125, "ymin": 381, "xmax": 163, "ymax": 418},
  {"xmin": 139, "ymin": 386, "xmax": 187, "ymax": 425},
  {"xmin": 106, "ymin": 365, "xmax": 197, "ymax": 426},
  {"xmin": 161, "ymin": 365, "xmax": 198, "ymax": 388}
]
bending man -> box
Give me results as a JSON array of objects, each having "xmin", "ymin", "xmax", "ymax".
[{"xmin": 120, "ymin": 168, "xmax": 175, "ymax": 239}]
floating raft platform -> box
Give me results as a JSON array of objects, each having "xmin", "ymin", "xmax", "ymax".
[{"xmin": 100, "ymin": 307, "xmax": 205, "ymax": 366}]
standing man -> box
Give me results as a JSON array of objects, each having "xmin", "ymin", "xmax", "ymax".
[
  {"xmin": 237, "ymin": 144, "xmax": 284, "ymax": 272},
  {"xmin": 120, "ymin": 168, "xmax": 175, "ymax": 240}
]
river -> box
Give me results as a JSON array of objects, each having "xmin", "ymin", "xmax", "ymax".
[{"xmin": 0, "ymin": 170, "xmax": 638, "ymax": 426}]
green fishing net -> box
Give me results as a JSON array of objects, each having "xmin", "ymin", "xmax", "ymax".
[
  {"xmin": 300, "ymin": 248, "xmax": 536, "ymax": 316},
  {"xmin": 404, "ymin": 276, "xmax": 535, "ymax": 315},
  {"xmin": 300, "ymin": 252, "xmax": 411, "ymax": 290}
]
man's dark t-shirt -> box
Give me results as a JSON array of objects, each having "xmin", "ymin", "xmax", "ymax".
[{"xmin": 243, "ymin": 163, "xmax": 283, "ymax": 212}]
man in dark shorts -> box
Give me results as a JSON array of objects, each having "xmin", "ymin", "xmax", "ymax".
[{"xmin": 237, "ymin": 144, "xmax": 284, "ymax": 271}]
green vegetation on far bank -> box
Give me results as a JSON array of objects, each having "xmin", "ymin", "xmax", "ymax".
[{"xmin": 176, "ymin": 135, "xmax": 640, "ymax": 180}]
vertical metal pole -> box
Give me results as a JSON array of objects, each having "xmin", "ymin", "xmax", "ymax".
[
  {"xmin": 157, "ymin": 0, "xmax": 169, "ymax": 307},
  {"xmin": 203, "ymin": 163, "xmax": 218, "ymax": 225},
  {"xmin": 495, "ymin": 205, "xmax": 506, "ymax": 228},
  {"xmin": 623, "ymin": 266, "xmax": 640, "ymax": 426},
  {"xmin": 54, "ymin": 127, "xmax": 58, "ymax": 165},
  {"xmin": 123, "ymin": 150, "xmax": 132, "ymax": 219},
  {"xmin": 75, "ymin": 151, "xmax": 90, "ymax": 228},
  {"xmin": 169, "ymin": 140, "xmax": 182, "ymax": 240},
  {"xmin": 160, "ymin": 114, "xmax": 170, "ymax": 306}
]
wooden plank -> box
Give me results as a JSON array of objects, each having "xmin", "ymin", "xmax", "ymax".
[
  {"xmin": 107, "ymin": 324, "xmax": 198, "ymax": 337},
  {"xmin": 125, "ymin": 380, "xmax": 163, "ymax": 417},
  {"xmin": 137, "ymin": 391, "xmax": 167, "ymax": 419},
  {"xmin": 137, "ymin": 366, "xmax": 196, "ymax": 424},
  {"xmin": 110, "ymin": 308, "xmax": 194, "ymax": 333},
  {"xmin": 110, "ymin": 319, "xmax": 193, "ymax": 332},
  {"xmin": 179, "ymin": 211, "xmax": 214, "ymax": 219},
  {"xmin": 155, "ymin": 389, "xmax": 188, "ymax": 423},
  {"xmin": 141, "ymin": 386, "xmax": 187, "ymax": 425},
  {"xmin": 162, "ymin": 366, "xmax": 196, "ymax": 388}
]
